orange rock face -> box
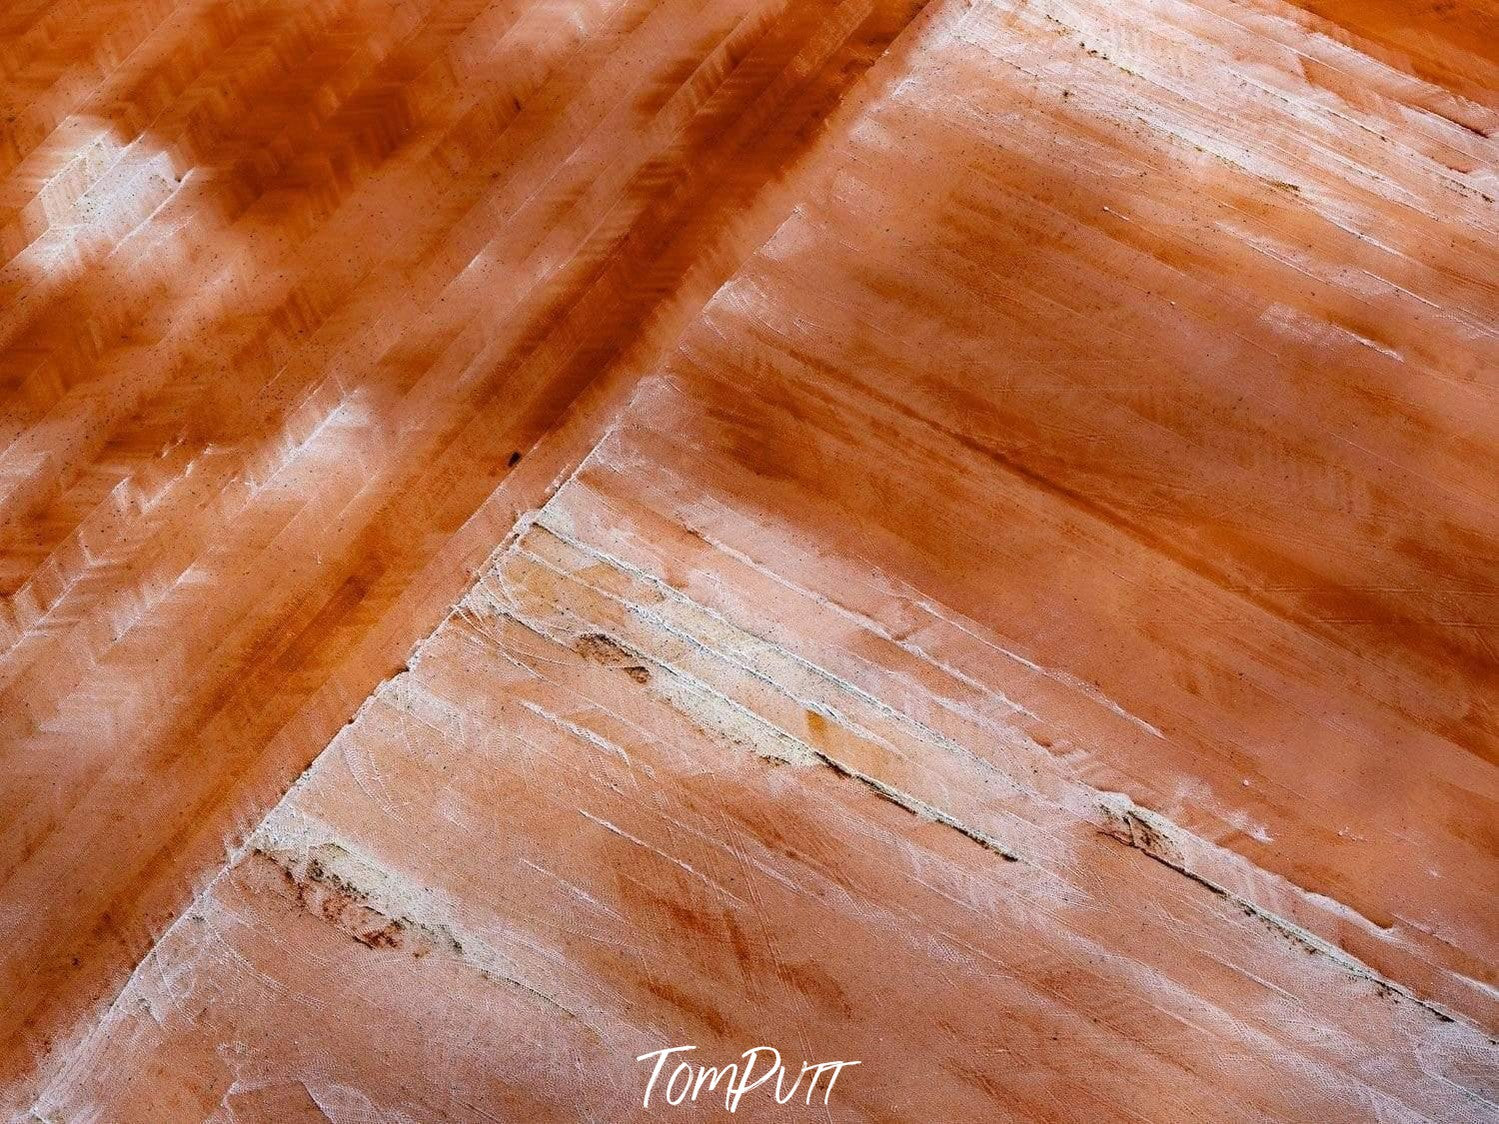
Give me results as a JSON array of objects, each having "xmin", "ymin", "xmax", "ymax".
[{"xmin": 2, "ymin": 0, "xmax": 1496, "ymax": 1119}]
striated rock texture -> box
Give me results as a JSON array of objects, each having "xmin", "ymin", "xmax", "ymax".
[
  {"xmin": 2, "ymin": 0, "xmax": 1497, "ymax": 1119},
  {"xmin": 0, "ymin": 0, "xmax": 938, "ymax": 1107}
]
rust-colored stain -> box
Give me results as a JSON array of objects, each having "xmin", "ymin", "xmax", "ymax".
[{"xmin": 2, "ymin": 0, "xmax": 1497, "ymax": 1119}]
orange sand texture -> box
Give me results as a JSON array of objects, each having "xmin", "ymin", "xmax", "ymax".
[{"xmin": 1, "ymin": 0, "xmax": 1496, "ymax": 1119}]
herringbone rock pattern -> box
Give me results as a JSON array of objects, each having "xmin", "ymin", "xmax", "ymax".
[{"xmin": 2, "ymin": 0, "xmax": 1496, "ymax": 1118}]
